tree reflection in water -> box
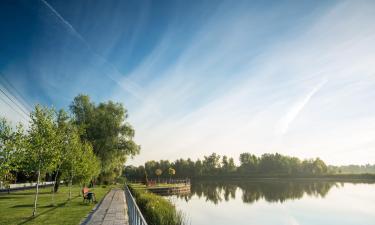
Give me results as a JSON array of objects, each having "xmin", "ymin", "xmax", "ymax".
[{"xmin": 175, "ymin": 180, "xmax": 344, "ymax": 204}]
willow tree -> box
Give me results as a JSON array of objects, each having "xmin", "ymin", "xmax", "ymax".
[
  {"xmin": 70, "ymin": 94, "xmax": 140, "ymax": 183},
  {"xmin": 26, "ymin": 105, "xmax": 59, "ymax": 216}
]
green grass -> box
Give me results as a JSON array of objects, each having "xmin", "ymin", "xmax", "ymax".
[
  {"xmin": 0, "ymin": 185, "xmax": 118, "ymax": 225},
  {"xmin": 128, "ymin": 185, "xmax": 185, "ymax": 225}
]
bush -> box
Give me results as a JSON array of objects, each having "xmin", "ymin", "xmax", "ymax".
[{"xmin": 129, "ymin": 185, "xmax": 184, "ymax": 225}]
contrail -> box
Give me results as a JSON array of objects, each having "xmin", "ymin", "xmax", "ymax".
[
  {"xmin": 39, "ymin": 0, "xmax": 144, "ymax": 100},
  {"xmin": 279, "ymin": 79, "xmax": 327, "ymax": 134},
  {"xmin": 40, "ymin": 0, "xmax": 86, "ymax": 43}
]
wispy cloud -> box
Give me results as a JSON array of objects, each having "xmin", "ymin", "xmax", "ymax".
[
  {"xmin": 122, "ymin": 0, "xmax": 375, "ymax": 165},
  {"xmin": 39, "ymin": 0, "xmax": 144, "ymax": 100},
  {"xmin": 278, "ymin": 79, "xmax": 327, "ymax": 135}
]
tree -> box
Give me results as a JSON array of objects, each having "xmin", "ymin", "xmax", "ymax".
[
  {"xmin": 145, "ymin": 161, "xmax": 158, "ymax": 179},
  {"xmin": 70, "ymin": 94, "xmax": 140, "ymax": 183},
  {"xmin": 222, "ymin": 156, "xmax": 236, "ymax": 174},
  {"xmin": 194, "ymin": 159, "xmax": 203, "ymax": 177},
  {"xmin": 239, "ymin": 153, "xmax": 258, "ymax": 173},
  {"xmin": 0, "ymin": 118, "xmax": 25, "ymax": 190},
  {"xmin": 25, "ymin": 105, "xmax": 59, "ymax": 216},
  {"xmin": 124, "ymin": 153, "xmax": 332, "ymax": 180},
  {"xmin": 168, "ymin": 167, "xmax": 175, "ymax": 182},
  {"xmin": 202, "ymin": 153, "xmax": 221, "ymax": 175},
  {"xmin": 155, "ymin": 168, "xmax": 162, "ymax": 183},
  {"xmin": 227, "ymin": 157, "xmax": 237, "ymax": 173},
  {"xmin": 312, "ymin": 158, "xmax": 328, "ymax": 175},
  {"xmin": 69, "ymin": 141, "xmax": 100, "ymax": 197},
  {"xmin": 50, "ymin": 109, "xmax": 70, "ymax": 204}
]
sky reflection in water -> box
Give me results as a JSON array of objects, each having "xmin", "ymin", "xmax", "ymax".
[{"xmin": 168, "ymin": 181, "xmax": 375, "ymax": 225}]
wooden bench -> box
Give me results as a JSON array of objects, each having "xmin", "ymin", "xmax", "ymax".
[{"xmin": 82, "ymin": 187, "xmax": 96, "ymax": 203}]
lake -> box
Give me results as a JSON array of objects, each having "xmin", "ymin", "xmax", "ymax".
[{"xmin": 168, "ymin": 180, "xmax": 375, "ymax": 225}]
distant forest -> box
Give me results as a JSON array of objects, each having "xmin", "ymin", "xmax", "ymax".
[
  {"xmin": 124, "ymin": 153, "xmax": 375, "ymax": 180},
  {"xmin": 328, "ymin": 164, "xmax": 375, "ymax": 174}
]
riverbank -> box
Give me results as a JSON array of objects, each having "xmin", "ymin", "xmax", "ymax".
[{"xmin": 128, "ymin": 184, "xmax": 185, "ymax": 225}]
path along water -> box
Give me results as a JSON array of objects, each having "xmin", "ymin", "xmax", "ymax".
[{"xmin": 83, "ymin": 188, "xmax": 129, "ymax": 225}]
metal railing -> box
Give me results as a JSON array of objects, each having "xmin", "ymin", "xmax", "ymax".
[
  {"xmin": 127, "ymin": 178, "xmax": 191, "ymax": 185},
  {"xmin": 124, "ymin": 185, "xmax": 148, "ymax": 225}
]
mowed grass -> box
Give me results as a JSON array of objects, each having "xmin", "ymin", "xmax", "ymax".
[{"xmin": 0, "ymin": 185, "xmax": 118, "ymax": 225}]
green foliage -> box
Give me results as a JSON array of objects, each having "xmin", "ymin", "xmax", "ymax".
[
  {"xmin": 1, "ymin": 94, "xmax": 137, "ymax": 215},
  {"xmin": 0, "ymin": 118, "xmax": 24, "ymax": 186},
  {"xmin": 168, "ymin": 167, "xmax": 176, "ymax": 176},
  {"xmin": 328, "ymin": 164, "xmax": 375, "ymax": 174},
  {"xmin": 155, "ymin": 168, "xmax": 163, "ymax": 176},
  {"xmin": 203, "ymin": 153, "xmax": 221, "ymax": 175},
  {"xmin": 239, "ymin": 153, "xmax": 259, "ymax": 173},
  {"xmin": 71, "ymin": 142, "xmax": 100, "ymax": 185},
  {"xmin": 125, "ymin": 153, "xmax": 336, "ymax": 180},
  {"xmin": 129, "ymin": 186, "xmax": 184, "ymax": 225},
  {"xmin": 221, "ymin": 156, "xmax": 236, "ymax": 174},
  {"xmin": 25, "ymin": 105, "xmax": 59, "ymax": 175},
  {"xmin": 70, "ymin": 94, "xmax": 140, "ymax": 183}
]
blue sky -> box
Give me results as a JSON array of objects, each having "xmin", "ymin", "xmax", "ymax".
[{"xmin": 1, "ymin": 0, "xmax": 375, "ymax": 165}]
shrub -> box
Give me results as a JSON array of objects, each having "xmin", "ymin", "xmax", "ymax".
[{"xmin": 129, "ymin": 185, "xmax": 184, "ymax": 225}]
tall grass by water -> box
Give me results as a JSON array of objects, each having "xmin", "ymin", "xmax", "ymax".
[{"xmin": 129, "ymin": 185, "xmax": 185, "ymax": 225}]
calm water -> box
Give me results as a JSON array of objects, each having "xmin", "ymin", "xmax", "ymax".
[{"xmin": 169, "ymin": 180, "xmax": 375, "ymax": 225}]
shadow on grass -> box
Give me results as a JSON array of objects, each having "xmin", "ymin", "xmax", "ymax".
[
  {"xmin": 0, "ymin": 195, "xmax": 24, "ymax": 200},
  {"xmin": 16, "ymin": 197, "xmax": 80, "ymax": 225},
  {"xmin": 11, "ymin": 203, "xmax": 64, "ymax": 208},
  {"xmin": 12, "ymin": 204, "xmax": 34, "ymax": 208},
  {"xmin": 8, "ymin": 192, "xmax": 51, "ymax": 196}
]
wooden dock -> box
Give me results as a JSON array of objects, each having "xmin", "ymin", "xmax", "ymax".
[{"xmin": 146, "ymin": 184, "xmax": 191, "ymax": 195}]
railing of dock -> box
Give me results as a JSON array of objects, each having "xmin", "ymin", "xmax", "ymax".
[
  {"xmin": 124, "ymin": 185, "xmax": 148, "ymax": 225},
  {"xmin": 127, "ymin": 178, "xmax": 191, "ymax": 185}
]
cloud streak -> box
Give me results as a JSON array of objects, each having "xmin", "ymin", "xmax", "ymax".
[
  {"xmin": 122, "ymin": 0, "xmax": 375, "ymax": 165},
  {"xmin": 39, "ymin": 0, "xmax": 144, "ymax": 100},
  {"xmin": 279, "ymin": 79, "xmax": 327, "ymax": 135}
]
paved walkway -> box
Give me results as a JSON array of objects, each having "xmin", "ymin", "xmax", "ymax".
[{"xmin": 83, "ymin": 188, "xmax": 129, "ymax": 225}]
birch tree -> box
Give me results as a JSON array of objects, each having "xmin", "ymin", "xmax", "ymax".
[{"xmin": 26, "ymin": 105, "xmax": 59, "ymax": 216}]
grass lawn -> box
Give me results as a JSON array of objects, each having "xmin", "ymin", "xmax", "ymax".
[{"xmin": 0, "ymin": 184, "xmax": 120, "ymax": 225}]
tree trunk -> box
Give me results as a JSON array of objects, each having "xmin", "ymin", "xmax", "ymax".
[
  {"xmin": 51, "ymin": 165, "xmax": 61, "ymax": 206},
  {"xmin": 32, "ymin": 165, "xmax": 41, "ymax": 217},
  {"xmin": 68, "ymin": 174, "xmax": 73, "ymax": 200},
  {"xmin": 53, "ymin": 167, "xmax": 62, "ymax": 192}
]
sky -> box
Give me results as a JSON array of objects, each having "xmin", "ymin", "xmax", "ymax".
[{"xmin": 0, "ymin": 0, "xmax": 375, "ymax": 166}]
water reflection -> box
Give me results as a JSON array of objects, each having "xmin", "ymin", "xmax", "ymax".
[{"xmin": 176, "ymin": 180, "xmax": 345, "ymax": 204}]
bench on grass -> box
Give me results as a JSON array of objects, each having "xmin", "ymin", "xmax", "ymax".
[{"xmin": 82, "ymin": 187, "xmax": 97, "ymax": 203}]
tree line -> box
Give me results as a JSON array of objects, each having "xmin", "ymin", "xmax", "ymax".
[
  {"xmin": 328, "ymin": 164, "xmax": 375, "ymax": 174},
  {"xmin": 124, "ymin": 152, "xmax": 335, "ymax": 180},
  {"xmin": 0, "ymin": 94, "xmax": 139, "ymax": 216}
]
